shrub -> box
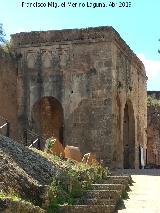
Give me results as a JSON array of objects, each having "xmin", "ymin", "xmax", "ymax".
[
  {"xmin": 31, "ymin": 148, "xmax": 109, "ymax": 212},
  {"xmin": 147, "ymin": 96, "xmax": 160, "ymax": 108}
]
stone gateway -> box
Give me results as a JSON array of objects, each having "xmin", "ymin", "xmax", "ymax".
[{"xmin": 1, "ymin": 26, "xmax": 147, "ymax": 168}]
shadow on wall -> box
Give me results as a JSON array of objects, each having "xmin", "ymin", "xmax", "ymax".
[
  {"xmin": 31, "ymin": 96, "xmax": 64, "ymax": 145},
  {"xmin": 123, "ymin": 100, "xmax": 135, "ymax": 169}
]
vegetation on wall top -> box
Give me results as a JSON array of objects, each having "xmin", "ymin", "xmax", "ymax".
[{"xmin": 147, "ymin": 96, "xmax": 160, "ymax": 108}]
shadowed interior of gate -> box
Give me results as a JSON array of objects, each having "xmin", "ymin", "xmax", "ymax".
[
  {"xmin": 123, "ymin": 100, "xmax": 135, "ymax": 169},
  {"xmin": 31, "ymin": 96, "xmax": 64, "ymax": 144}
]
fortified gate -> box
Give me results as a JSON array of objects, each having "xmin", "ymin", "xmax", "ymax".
[{"xmin": 11, "ymin": 27, "xmax": 147, "ymax": 168}]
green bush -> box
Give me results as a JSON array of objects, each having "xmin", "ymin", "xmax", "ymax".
[
  {"xmin": 47, "ymin": 159, "xmax": 109, "ymax": 212},
  {"xmin": 47, "ymin": 170, "xmax": 82, "ymax": 212},
  {"xmin": 147, "ymin": 96, "xmax": 160, "ymax": 108},
  {"xmin": 0, "ymin": 192, "xmax": 21, "ymax": 201},
  {"xmin": 31, "ymin": 148, "xmax": 109, "ymax": 212}
]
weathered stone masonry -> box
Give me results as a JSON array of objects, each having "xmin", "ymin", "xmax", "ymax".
[
  {"xmin": 147, "ymin": 91, "xmax": 160, "ymax": 166},
  {"xmin": 0, "ymin": 48, "xmax": 19, "ymax": 140},
  {"xmin": 10, "ymin": 26, "xmax": 147, "ymax": 168}
]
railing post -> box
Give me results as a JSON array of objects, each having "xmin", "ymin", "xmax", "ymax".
[
  {"xmin": 6, "ymin": 121, "xmax": 10, "ymax": 137},
  {"xmin": 22, "ymin": 128, "xmax": 44, "ymax": 150},
  {"xmin": 23, "ymin": 129, "xmax": 28, "ymax": 146},
  {"xmin": 37, "ymin": 138, "xmax": 41, "ymax": 150},
  {"xmin": 146, "ymin": 148, "xmax": 147, "ymax": 166}
]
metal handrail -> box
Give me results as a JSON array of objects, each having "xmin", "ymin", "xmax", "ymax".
[
  {"xmin": 0, "ymin": 114, "xmax": 44, "ymax": 149},
  {"xmin": 0, "ymin": 122, "xmax": 7, "ymax": 129},
  {"xmin": 23, "ymin": 128, "xmax": 45, "ymax": 150},
  {"xmin": 29, "ymin": 138, "xmax": 39, "ymax": 148},
  {"xmin": 0, "ymin": 115, "xmax": 10, "ymax": 137}
]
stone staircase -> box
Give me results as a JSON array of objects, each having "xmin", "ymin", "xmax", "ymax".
[{"xmin": 59, "ymin": 174, "xmax": 132, "ymax": 213}]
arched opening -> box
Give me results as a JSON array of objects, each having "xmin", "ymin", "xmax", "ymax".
[
  {"xmin": 32, "ymin": 96, "xmax": 64, "ymax": 145},
  {"xmin": 123, "ymin": 100, "xmax": 135, "ymax": 169}
]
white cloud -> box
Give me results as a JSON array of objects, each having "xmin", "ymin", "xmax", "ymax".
[{"xmin": 137, "ymin": 53, "xmax": 160, "ymax": 80}]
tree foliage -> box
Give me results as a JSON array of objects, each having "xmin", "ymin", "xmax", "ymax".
[
  {"xmin": 0, "ymin": 23, "xmax": 6, "ymax": 43},
  {"xmin": 147, "ymin": 96, "xmax": 160, "ymax": 108}
]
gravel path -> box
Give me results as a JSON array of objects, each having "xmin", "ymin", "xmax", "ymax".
[{"xmin": 117, "ymin": 169, "xmax": 160, "ymax": 213}]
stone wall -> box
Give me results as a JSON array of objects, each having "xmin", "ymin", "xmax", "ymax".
[
  {"xmin": 0, "ymin": 48, "xmax": 19, "ymax": 140},
  {"xmin": 11, "ymin": 27, "xmax": 113, "ymax": 164},
  {"xmin": 147, "ymin": 91, "xmax": 160, "ymax": 166},
  {"xmin": 111, "ymin": 39, "xmax": 147, "ymax": 168},
  {"xmin": 11, "ymin": 27, "xmax": 147, "ymax": 168},
  {"xmin": 63, "ymin": 41, "xmax": 113, "ymax": 164}
]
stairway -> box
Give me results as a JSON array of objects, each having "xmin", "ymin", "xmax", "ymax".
[{"xmin": 59, "ymin": 175, "xmax": 132, "ymax": 213}]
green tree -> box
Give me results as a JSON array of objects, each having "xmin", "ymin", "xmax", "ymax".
[{"xmin": 0, "ymin": 23, "xmax": 6, "ymax": 43}]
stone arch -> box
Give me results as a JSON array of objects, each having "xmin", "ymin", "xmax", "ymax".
[
  {"xmin": 42, "ymin": 52, "xmax": 52, "ymax": 69},
  {"xmin": 123, "ymin": 100, "xmax": 135, "ymax": 169},
  {"xmin": 31, "ymin": 96, "xmax": 64, "ymax": 144},
  {"xmin": 27, "ymin": 53, "xmax": 36, "ymax": 69}
]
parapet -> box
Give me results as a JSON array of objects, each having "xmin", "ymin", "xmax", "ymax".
[
  {"xmin": 11, "ymin": 26, "xmax": 146, "ymax": 76},
  {"xmin": 11, "ymin": 26, "xmax": 113, "ymax": 46}
]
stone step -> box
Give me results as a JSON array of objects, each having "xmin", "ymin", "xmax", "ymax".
[
  {"xmin": 103, "ymin": 176, "xmax": 131, "ymax": 185},
  {"xmin": 90, "ymin": 183, "xmax": 124, "ymax": 191},
  {"xmin": 78, "ymin": 198, "xmax": 117, "ymax": 205},
  {"xmin": 83, "ymin": 190, "xmax": 121, "ymax": 200},
  {"xmin": 107, "ymin": 175, "xmax": 131, "ymax": 181},
  {"xmin": 103, "ymin": 179, "xmax": 128, "ymax": 185},
  {"xmin": 59, "ymin": 205, "xmax": 116, "ymax": 213}
]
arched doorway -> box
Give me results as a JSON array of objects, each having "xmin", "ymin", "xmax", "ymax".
[
  {"xmin": 123, "ymin": 100, "xmax": 135, "ymax": 169},
  {"xmin": 32, "ymin": 96, "xmax": 64, "ymax": 144}
]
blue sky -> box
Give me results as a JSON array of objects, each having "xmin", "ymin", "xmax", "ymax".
[{"xmin": 1, "ymin": 0, "xmax": 160, "ymax": 90}]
